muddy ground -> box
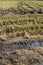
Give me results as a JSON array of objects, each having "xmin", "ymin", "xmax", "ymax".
[{"xmin": 0, "ymin": 47, "xmax": 43, "ymax": 65}]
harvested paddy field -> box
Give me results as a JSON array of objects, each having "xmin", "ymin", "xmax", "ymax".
[{"xmin": 0, "ymin": 1, "xmax": 43, "ymax": 65}]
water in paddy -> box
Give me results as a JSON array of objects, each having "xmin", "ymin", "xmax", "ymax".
[
  {"xmin": 0, "ymin": 41, "xmax": 43, "ymax": 51},
  {"xmin": 34, "ymin": 62, "xmax": 43, "ymax": 65}
]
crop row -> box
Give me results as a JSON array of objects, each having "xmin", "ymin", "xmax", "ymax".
[{"xmin": 0, "ymin": 14, "xmax": 43, "ymax": 35}]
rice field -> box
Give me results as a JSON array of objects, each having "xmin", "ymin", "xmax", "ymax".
[
  {"xmin": 0, "ymin": 1, "xmax": 43, "ymax": 65},
  {"xmin": 0, "ymin": 1, "xmax": 43, "ymax": 39}
]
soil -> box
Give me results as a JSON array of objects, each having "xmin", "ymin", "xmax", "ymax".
[{"xmin": 0, "ymin": 47, "xmax": 43, "ymax": 65}]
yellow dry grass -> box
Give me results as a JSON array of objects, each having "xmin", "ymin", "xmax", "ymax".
[
  {"xmin": 0, "ymin": 1, "xmax": 18, "ymax": 9},
  {"xmin": 0, "ymin": 1, "xmax": 43, "ymax": 9}
]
